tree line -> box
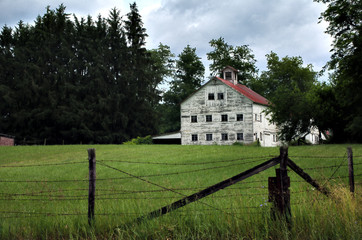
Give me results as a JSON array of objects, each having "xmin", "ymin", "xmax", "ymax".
[
  {"xmin": 0, "ymin": 1, "xmax": 360, "ymax": 144},
  {"xmin": 0, "ymin": 3, "xmax": 162, "ymax": 144}
]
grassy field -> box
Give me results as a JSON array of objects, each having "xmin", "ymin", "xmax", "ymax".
[{"xmin": 0, "ymin": 144, "xmax": 361, "ymax": 239}]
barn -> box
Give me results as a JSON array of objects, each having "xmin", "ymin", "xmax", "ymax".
[
  {"xmin": 180, "ymin": 66, "xmax": 280, "ymax": 147},
  {"xmin": 153, "ymin": 66, "xmax": 321, "ymax": 146}
]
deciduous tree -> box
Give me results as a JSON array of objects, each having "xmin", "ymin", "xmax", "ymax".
[
  {"xmin": 207, "ymin": 37, "xmax": 258, "ymax": 86},
  {"xmin": 315, "ymin": 0, "xmax": 362, "ymax": 142}
]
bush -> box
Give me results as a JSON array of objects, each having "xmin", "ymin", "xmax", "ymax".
[
  {"xmin": 289, "ymin": 138, "xmax": 312, "ymax": 146},
  {"xmin": 123, "ymin": 135, "xmax": 153, "ymax": 145},
  {"xmin": 232, "ymin": 142, "xmax": 244, "ymax": 146}
]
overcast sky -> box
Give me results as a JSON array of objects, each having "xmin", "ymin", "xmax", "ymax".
[{"xmin": 0, "ymin": 0, "xmax": 333, "ymax": 80}]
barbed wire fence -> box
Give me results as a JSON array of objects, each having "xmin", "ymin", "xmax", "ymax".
[{"xmin": 0, "ymin": 147, "xmax": 360, "ymax": 224}]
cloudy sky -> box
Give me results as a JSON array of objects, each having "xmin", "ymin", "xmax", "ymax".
[{"xmin": 0, "ymin": 0, "xmax": 333, "ymax": 80}]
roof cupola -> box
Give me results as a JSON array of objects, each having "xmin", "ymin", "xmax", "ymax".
[{"xmin": 222, "ymin": 66, "xmax": 239, "ymax": 85}]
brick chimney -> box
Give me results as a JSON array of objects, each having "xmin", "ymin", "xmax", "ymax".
[{"xmin": 222, "ymin": 66, "xmax": 239, "ymax": 85}]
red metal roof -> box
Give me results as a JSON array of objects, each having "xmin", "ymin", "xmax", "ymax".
[{"xmin": 216, "ymin": 77, "xmax": 270, "ymax": 105}]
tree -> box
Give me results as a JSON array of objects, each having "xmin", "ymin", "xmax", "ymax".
[
  {"xmin": 123, "ymin": 2, "xmax": 160, "ymax": 138},
  {"xmin": 148, "ymin": 43, "xmax": 175, "ymax": 90},
  {"xmin": 315, "ymin": 0, "xmax": 362, "ymax": 142},
  {"xmin": 207, "ymin": 37, "xmax": 258, "ymax": 86},
  {"xmin": 161, "ymin": 45, "xmax": 204, "ymax": 132},
  {"xmin": 260, "ymin": 52, "xmax": 318, "ymax": 142}
]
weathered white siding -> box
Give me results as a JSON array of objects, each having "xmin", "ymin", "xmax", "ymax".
[
  {"xmin": 181, "ymin": 78, "xmax": 255, "ymax": 145},
  {"xmin": 252, "ymin": 104, "xmax": 279, "ymax": 147}
]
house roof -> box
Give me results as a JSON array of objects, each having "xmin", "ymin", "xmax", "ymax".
[
  {"xmin": 152, "ymin": 131, "xmax": 181, "ymax": 140},
  {"xmin": 222, "ymin": 66, "xmax": 239, "ymax": 72},
  {"xmin": 215, "ymin": 77, "xmax": 269, "ymax": 106}
]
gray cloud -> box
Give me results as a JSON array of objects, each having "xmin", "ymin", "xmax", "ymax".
[
  {"xmin": 145, "ymin": 0, "xmax": 332, "ymax": 75},
  {"xmin": 0, "ymin": 0, "xmax": 332, "ymax": 78}
]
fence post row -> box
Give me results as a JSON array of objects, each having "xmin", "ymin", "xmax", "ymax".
[
  {"xmin": 88, "ymin": 148, "xmax": 96, "ymax": 226},
  {"xmin": 347, "ymin": 147, "xmax": 355, "ymax": 195}
]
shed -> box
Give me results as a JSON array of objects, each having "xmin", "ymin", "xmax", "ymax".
[
  {"xmin": 0, "ymin": 133, "xmax": 15, "ymax": 146},
  {"xmin": 152, "ymin": 132, "xmax": 181, "ymax": 144}
]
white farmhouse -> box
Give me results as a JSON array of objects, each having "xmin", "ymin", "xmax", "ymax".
[{"xmin": 180, "ymin": 66, "xmax": 280, "ymax": 147}]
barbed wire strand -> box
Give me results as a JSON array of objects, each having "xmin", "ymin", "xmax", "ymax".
[
  {"xmin": 1, "ymin": 154, "xmax": 360, "ymax": 169},
  {"xmin": 0, "ymin": 155, "xmax": 270, "ymax": 169},
  {"xmin": 0, "ymin": 161, "xmax": 86, "ymax": 168},
  {"xmin": 98, "ymin": 161, "xmax": 248, "ymax": 221},
  {"xmin": 98, "ymin": 155, "xmax": 271, "ymax": 166},
  {"xmin": 0, "ymin": 159, "xmax": 267, "ymax": 183}
]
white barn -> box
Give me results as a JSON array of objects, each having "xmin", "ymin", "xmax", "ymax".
[{"xmin": 180, "ymin": 66, "xmax": 280, "ymax": 147}]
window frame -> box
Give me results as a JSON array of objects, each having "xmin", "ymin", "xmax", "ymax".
[
  {"xmin": 206, "ymin": 134, "xmax": 213, "ymax": 141},
  {"xmin": 191, "ymin": 134, "xmax": 198, "ymax": 142},
  {"xmin": 221, "ymin": 114, "xmax": 228, "ymax": 122},
  {"xmin": 237, "ymin": 114, "xmax": 243, "ymax": 121},
  {"xmin": 221, "ymin": 133, "xmax": 228, "ymax": 141},
  {"xmin": 206, "ymin": 115, "xmax": 212, "ymax": 122},
  {"xmin": 237, "ymin": 133, "xmax": 244, "ymax": 140},
  {"xmin": 217, "ymin": 92, "xmax": 224, "ymax": 100},
  {"xmin": 225, "ymin": 72, "xmax": 232, "ymax": 80},
  {"xmin": 191, "ymin": 115, "xmax": 197, "ymax": 123},
  {"xmin": 208, "ymin": 93, "xmax": 215, "ymax": 100}
]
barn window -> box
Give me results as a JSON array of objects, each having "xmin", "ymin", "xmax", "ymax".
[
  {"xmin": 255, "ymin": 114, "xmax": 258, "ymax": 121},
  {"xmin": 221, "ymin": 114, "xmax": 228, "ymax": 122},
  {"xmin": 208, "ymin": 93, "xmax": 215, "ymax": 100},
  {"xmin": 260, "ymin": 114, "xmax": 262, "ymax": 122},
  {"xmin": 192, "ymin": 134, "xmax": 198, "ymax": 141},
  {"xmin": 221, "ymin": 133, "xmax": 228, "ymax": 141},
  {"xmin": 225, "ymin": 72, "xmax": 232, "ymax": 80},
  {"xmin": 260, "ymin": 132, "xmax": 263, "ymax": 141},
  {"xmin": 237, "ymin": 114, "xmax": 243, "ymax": 121},
  {"xmin": 206, "ymin": 115, "xmax": 212, "ymax": 122},
  {"xmin": 217, "ymin": 93, "xmax": 224, "ymax": 100},
  {"xmin": 237, "ymin": 133, "xmax": 244, "ymax": 140},
  {"xmin": 206, "ymin": 134, "xmax": 213, "ymax": 141},
  {"xmin": 191, "ymin": 116, "xmax": 197, "ymax": 123}
]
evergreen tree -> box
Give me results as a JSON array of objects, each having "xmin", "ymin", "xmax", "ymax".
[
  {"xmin": 124, "ymin": 2, "xmax": 159, "ymax": 138},
  {"xmin": 0, "ymin": 3, "xmax": 165, "ymax": 144}
]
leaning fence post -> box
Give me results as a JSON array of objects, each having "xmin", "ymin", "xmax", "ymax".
[
  {"xmin": 347, "ymin": 147, "xmax": 354, "ymax": 195},
  {"xmin": 88, "ymin": 148, "xmax": 96, "ymax": 226}
]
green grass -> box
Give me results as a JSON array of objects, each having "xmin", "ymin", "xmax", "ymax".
[{"xmin": 0, "ymin": 144, "xmax": 361, "ymax": 239}]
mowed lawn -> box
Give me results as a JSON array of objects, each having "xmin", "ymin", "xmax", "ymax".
[{"xmin": 0, "ymin": 144, "xmax": 361, "ymax": 239}]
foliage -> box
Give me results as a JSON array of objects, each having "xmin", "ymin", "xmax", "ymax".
[
  {"xmin": 232, "ymin": 142, "xmax": 244, "ymax": 146},
  {"xmin": 0, "ymin": 3, "xmax": 161, "ymax": 144},
  {"xmin": 207, "ymin": 37, "xmax": 258, "ymax": 86},
  {"xmin": 257, "ymin": 52, "xmax": 318, "ymax": 142},
  {"xmin": 288, "ymin": 138, "xmax": 312, "ymax": 146},
  {"xmin": 160, "ymin": 45, "xmax": 205, "ymax": 133},
  {"xmin": 315, "ymin": 0, "xmax": 362, "ymax": 142},
  {"xmin": 123, "ymin": 135, "xmax": 153, "ymax": 145}
]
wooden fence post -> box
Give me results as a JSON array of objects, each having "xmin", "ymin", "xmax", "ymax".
[
  {"xmin": 347, "ymin": 147, "xmax": 354, "ymax": 195},
  {"xmin": 88, "ymin": 148, "xmax": 96, "ymax": 226},
  {"xmin": 269, "ymin": 146, "xmax": 291, "ymax": 225}
]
